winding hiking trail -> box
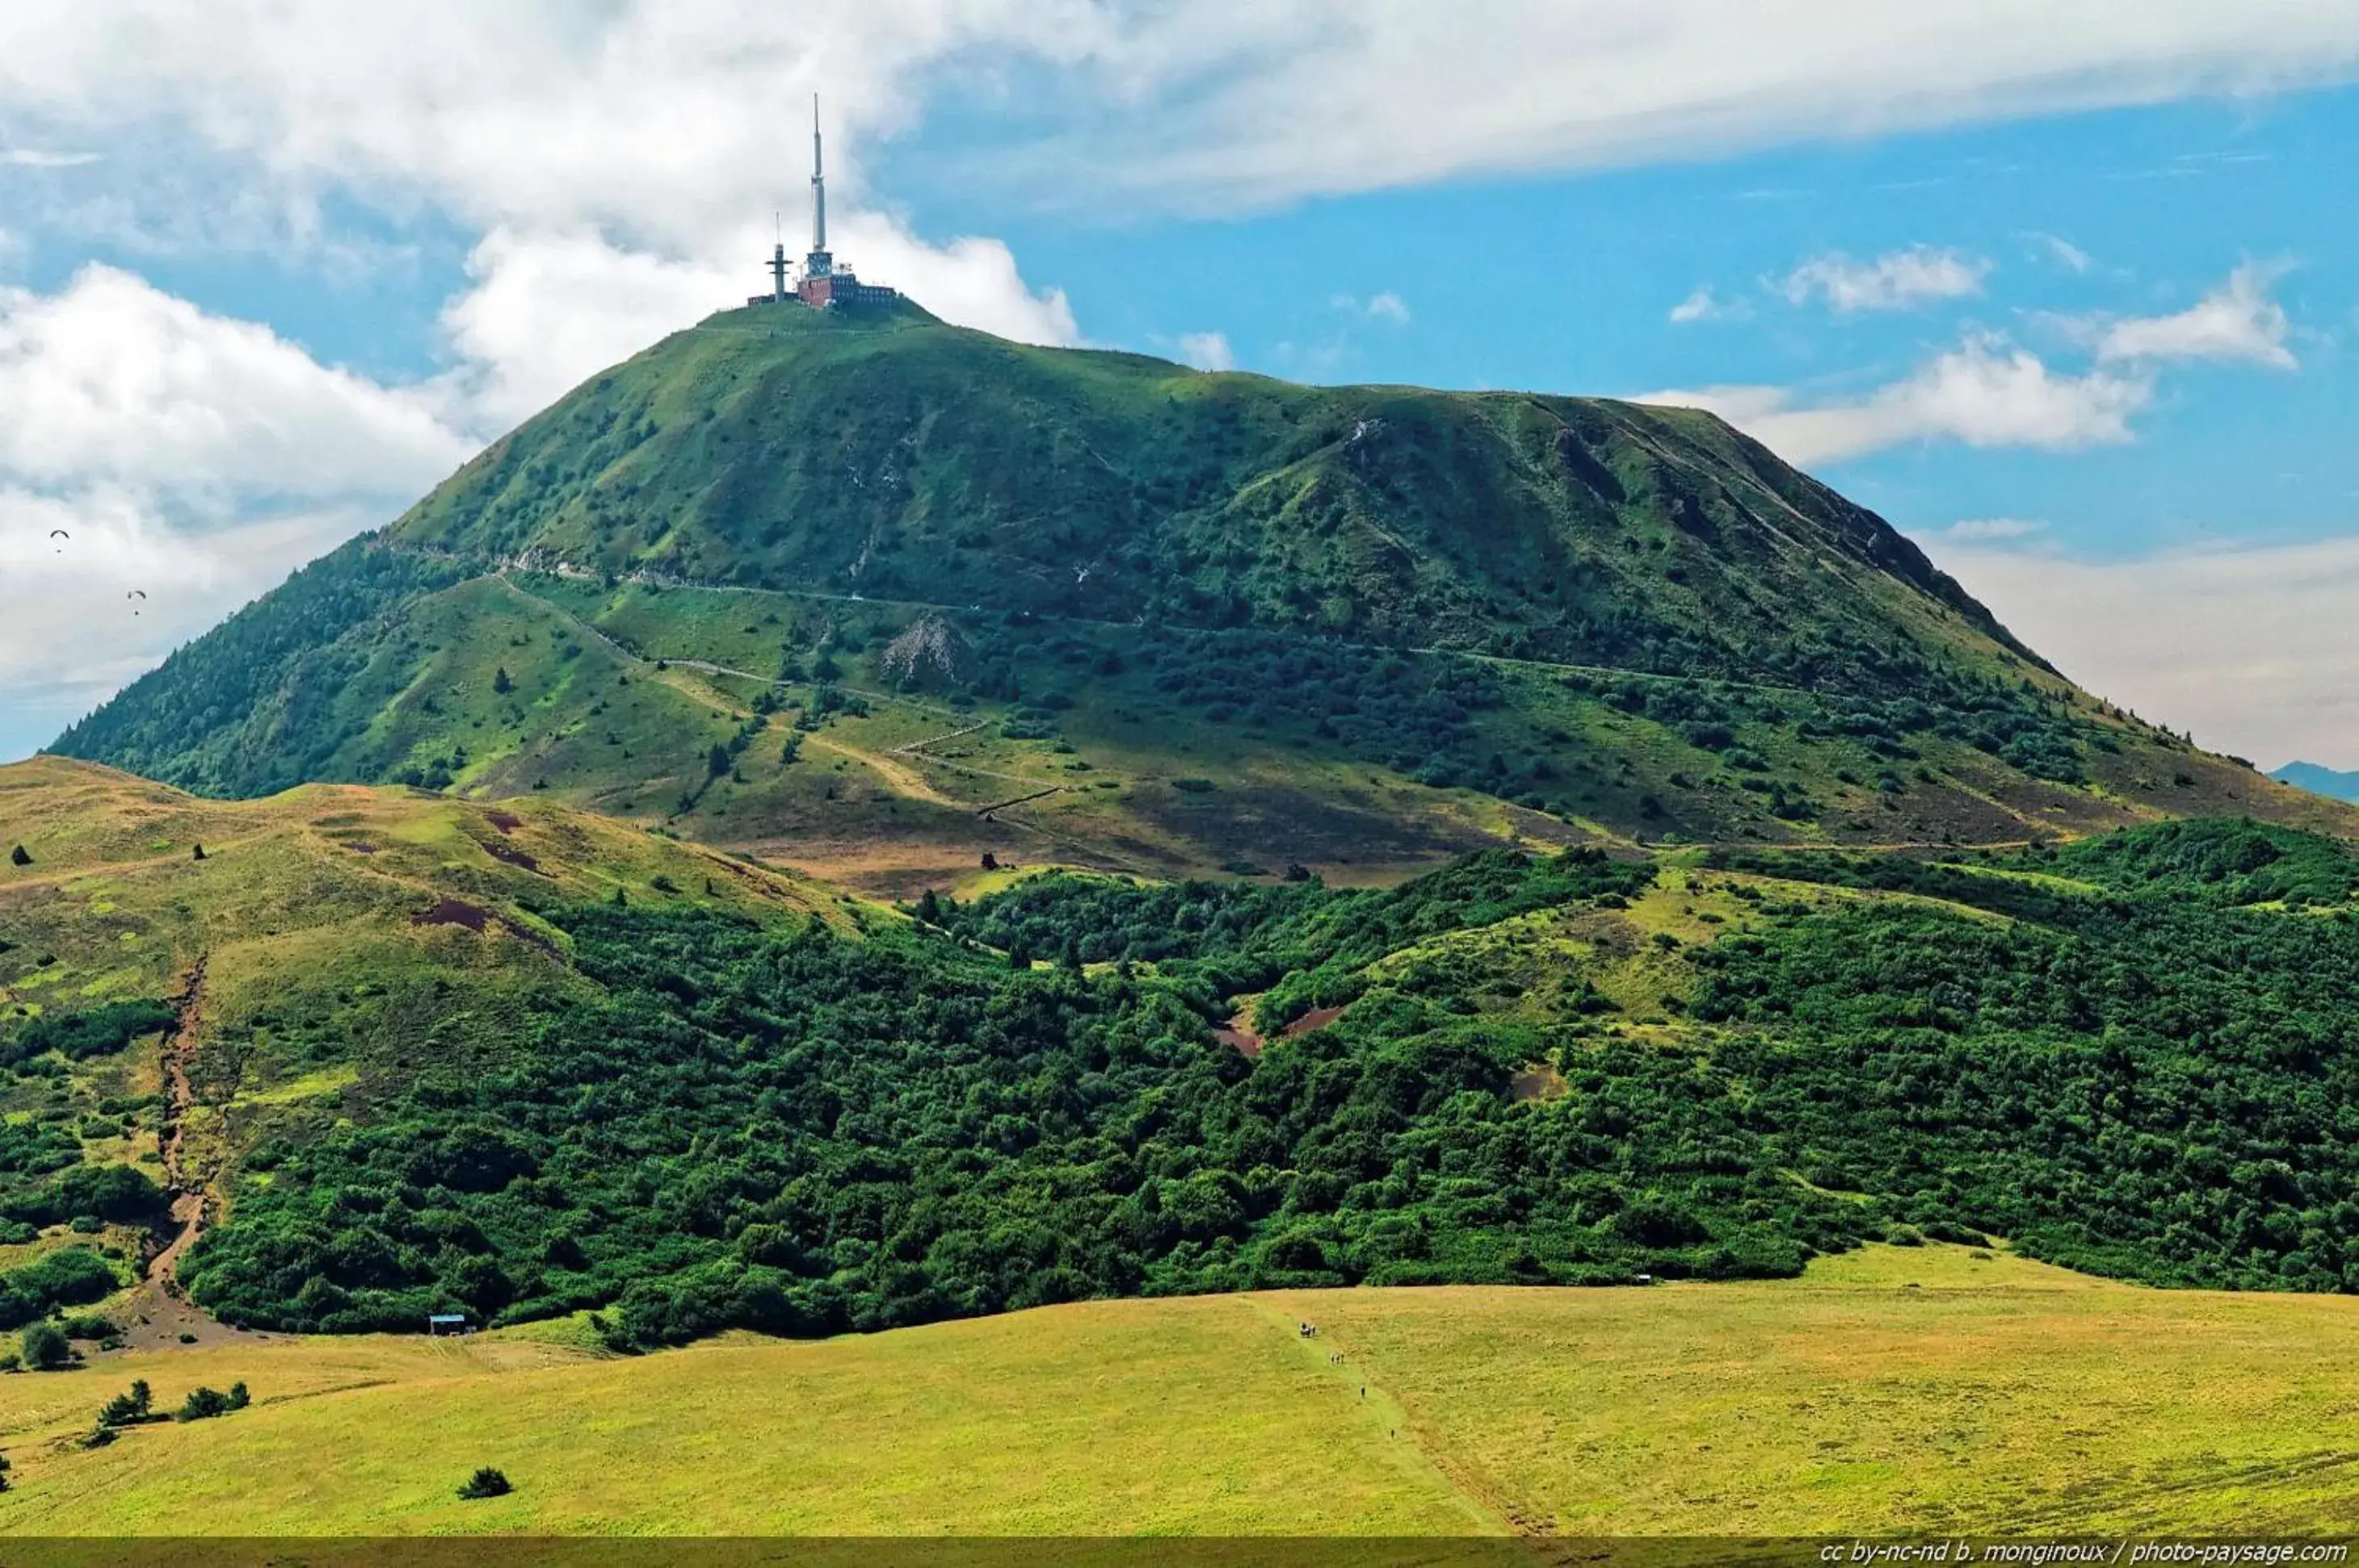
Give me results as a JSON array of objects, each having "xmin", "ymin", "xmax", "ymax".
[
  {"xmin": 1242, "ymin": 1296, "xmax": 1508, "ymax": 1536},
  {"xmin": 153, "ymin": 956, "xmax": 206, "ymax": 1285},
  {"xmin": 120, "ymin": 956, "xmax": 260, "ymax": 1352}
]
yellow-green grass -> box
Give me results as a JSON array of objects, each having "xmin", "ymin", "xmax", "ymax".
[
  {"xmin": 1271, "ymin": 1246, "xmax": 2359, "ymax": 1536},
  {"xmin": 0, "ymin": 755, "xmax": 840, "ymax": 1007},
  {"xmin": 0, "ymin": 1296, "xmax": 1492, "ymax": 1536},
  {"xmin": 7, "ymin": 1246, "xmax": 2359, "ymax": 1535}
]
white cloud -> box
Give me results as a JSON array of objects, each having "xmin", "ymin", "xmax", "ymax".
[
  {"xmin": 982, "ymin": 2, "xmax": 2359, "ymax": 209},
  {"xmin": 2029, "ymin": 232, "xmax": 2094, "ymax": 273},
  {"xmin": 1175, "ymin": 331, "xmax": 1235, "ymax": 372},
  {"xmin": 1780, "ymin": 245, "xmax": 1991, "ymax": 312},
  {"xmin": 0, "ymin": 265, "xmax": 469, "ymax": 498},
  {"xmin": 0, "ymin": 5, "xmax": 1085, "ymax": 395},
  {"xmin": 6, "ymin": 4, "xmax": 2359, "ymax": 221},
  {"xmin": 1668, "ymin": 287, "xmax": 1750, "ymax": 325},
  {"xmin": 1330, "ymin": 292, "xmax": 1411, "ymax": 326},
  {"xmin": 0, "ymin": 149, "xmax": 100, "ymax": 169},
  {"xmin": 0, "ymin": 267, "xmax": 476, "ymax": 759},
  {"xmin": 2092, "ymin": 262, "xmax": 2297, "ymax": 367},
  {"xmin": 433, "ymin": 231, "xmax": 738, "ymax": 429},
  {"xmin": 1637, "ymin": 333, "xmax": 2151, "ymax": 465},
  {"xmin": 1932, "ymin": 532, "xmax": 2359, "ymax": 769},
  {"xmin": 1933, "ymin": 517, "xmax": 2048, "ymax": 541},
  {"xmin": 0, "ymin": 493, "xmax": 369, "ymax": 725}
]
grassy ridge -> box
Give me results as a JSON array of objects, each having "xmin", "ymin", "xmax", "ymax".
[{"xmin": 7, "ymin": 1246, "xmax": 2359, "ymax": 1533}]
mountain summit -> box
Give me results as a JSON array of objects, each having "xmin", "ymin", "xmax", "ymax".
[{"xmin": 53, "ymin": 306, "xmax": 2346, "ymax": 888}]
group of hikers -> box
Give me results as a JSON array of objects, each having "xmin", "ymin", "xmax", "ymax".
[{"xmin": 1297, "ymin": 1322, "xmax": 1365, "ymax": 1399}]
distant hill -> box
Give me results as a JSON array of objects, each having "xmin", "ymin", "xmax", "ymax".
[
  {"xmin": 2273, "ymin": 760, "xmax": 2359, "ymax": 803},
  {"xmin": 50, "ymin": 302, "xmax": 2355, "ymax": 889}
]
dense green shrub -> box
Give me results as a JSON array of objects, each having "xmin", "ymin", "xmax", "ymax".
[
  {"xmin": 0, "ymin": 1248, "xmax": 120, "ymax": 1330},
  {"xmin": 19, "ymin": 1321, "xmax": 69, "ymax": 1371},
  {"xmin": 458, "ymin": 1467, "xmax": 512, "ymax": 1499},
  {"xmin": 152, "ymin": 819, "xmax": 2359, "ymax": 1351},
  {"xmin": 3, "ymin": 1164, "xmax": 167, "ymax": 1227},
  {"xmin": 0, "ymin": 1000, "xmax": 175, "ymax": 1071}
]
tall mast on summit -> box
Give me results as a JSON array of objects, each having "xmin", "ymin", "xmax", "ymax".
[{"xmin": 809, "ymin": 95, "xmax": 828, "ymax": 261}]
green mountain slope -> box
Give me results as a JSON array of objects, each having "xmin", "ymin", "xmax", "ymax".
[
  {"xmin": 53, "ymin": 304, "xmax": 2352, "ymax": 888},
  {"xmin": 17, "ymin": 749, "xmax": 2359, "ymax": 1350},
  {"xmin": 0, "ymin": 755, "xmax": 841, "ymax": 1335}
]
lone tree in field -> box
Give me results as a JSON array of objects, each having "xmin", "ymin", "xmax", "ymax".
[
  {"xmin": 98, "ymin": 1379, "xmax": 153, "ymax": 1426},
  {"xmin": 19, "ymin": 1321, "xmax": 69, "ymax": 1370},
  {"xmin": 8, "ymin": 845, "xmax": 28, "ymax": 868},
  {"xmin": 494, "ymin": 666, "xmax": 515, "ymax": 696},
  {"xmin": 457, "ymin": 1466, "xmax": 513, "ymax": 1500}
]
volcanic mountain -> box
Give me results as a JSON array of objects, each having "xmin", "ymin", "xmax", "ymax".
[{"xmin": 52, "ymin": 299, "xmax": 2349, "ymax": 890}]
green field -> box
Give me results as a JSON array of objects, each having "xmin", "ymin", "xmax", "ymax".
[{"xmin": 3, "ymin": 1245, "xmax": 2357, "ymax": 1535}]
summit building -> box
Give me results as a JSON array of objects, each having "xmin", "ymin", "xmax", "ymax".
[{"xmin": 751, "ymin": 98, "xmax": 901, "ymax": 311}]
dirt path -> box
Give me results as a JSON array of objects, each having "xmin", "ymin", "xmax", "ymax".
[
  {"xmin": 895, "ymin": 720, "xmax": 992, "ymax": 755},
  {"xmin": 977, "ymin": 785, "xmax": 1066, "ymax": 818},
  {"xmin": 154, "ymin": 956, "xmax": 206, "ymax": 1273},
  {"xmin": 116, "ymin": 956, "xmax": 264, "ymax": 1353}
]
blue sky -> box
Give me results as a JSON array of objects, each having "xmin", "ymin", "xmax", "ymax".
[{"xmin": 6, "ymin": 2, "xmax": 2359, "ymax": 767}]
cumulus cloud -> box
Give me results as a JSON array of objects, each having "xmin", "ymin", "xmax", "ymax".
[
  {"xmin": 1637, "ymin": 333, "xmax": 2151, "ymax": 465},
  {"xmin": 0, "ymin": 267, "xmax": 474, "ymax": 757},
  {"xmin": 1780, "ymin": 245, "xmax": 1991, "ymax": 312},
  {"xmin": 1932, "ymin": 532, "xmax": 2359, "ymax": 768},
  {"xmin": 2092, "ymin": 262, "xmax": 2297, "ymax": 367},
  {"xmin": 1175, "ymin": 332, "xmax": 1236, "ymax": 372},
  {"xmin": 1, "ymin": 266, "xmax": 469, "ymax": 498}
]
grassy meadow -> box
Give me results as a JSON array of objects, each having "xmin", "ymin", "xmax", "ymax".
[{"xmin": 5, "ymin": 1244, "xmax": 2359, "ymax": 1536}]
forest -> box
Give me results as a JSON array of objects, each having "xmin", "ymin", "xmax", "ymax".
[{"xmin": 83, "ymin": 820, "xmax": 2355, "ymax": 1347}]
